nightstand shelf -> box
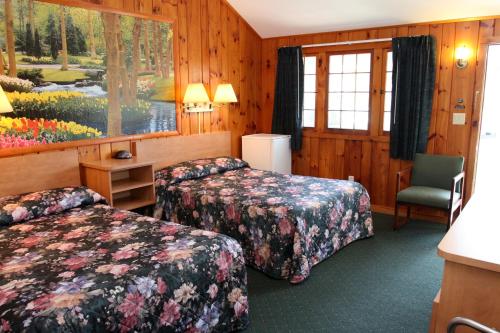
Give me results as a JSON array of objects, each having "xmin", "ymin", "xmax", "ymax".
[
  {"xmin": 113, "ymin": 196, "xmax": 155, "ymax": 211},
  {"xmin": 112, "ymin": 179, "xmax": 154, "ymax": 194},
  {"xmin": 81, "ymin": 158, "xmax": 155, "ymax": 211}
]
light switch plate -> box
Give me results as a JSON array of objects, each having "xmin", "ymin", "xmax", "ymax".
[{"xmin": 453, "ymin": 113, "xmax": 466, "ymax": 125}]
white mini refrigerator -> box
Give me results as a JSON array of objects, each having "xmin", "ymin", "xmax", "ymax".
[{"xmin": 242, "ymin": 134, "xmax": 291, "ymax": 174}]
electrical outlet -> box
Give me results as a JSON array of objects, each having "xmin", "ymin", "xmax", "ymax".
[{"xmin": 348, "ymin": 176, "xmax": 355, "ymax": 182}]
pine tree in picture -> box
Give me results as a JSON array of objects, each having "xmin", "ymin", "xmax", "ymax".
[
  {"xmin": 25, "ymin": 23, "xmax": 34, "ymax": 56},
  {"xmin": 33, "ymin": 29, "xmax": 42, "ymax": 59}
]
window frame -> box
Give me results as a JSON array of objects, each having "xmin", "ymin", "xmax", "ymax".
[
  {"xmin": 302, "ymin": 55, "xmax": 318, "ymax": 129},
  {"xmin": 302, "ymin": 41, "xmax": 392, "ymax": 137},
  {"xmin": 325, "ymin": 48, "xmax": 374, "ymax": 134},
  {"xmin": 381, "ymin": 48, "xmax": 393, "ymax": 134}
]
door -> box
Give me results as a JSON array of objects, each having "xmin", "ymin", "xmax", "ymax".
[{"xmin": 475, "ymin": 44, "xmax": 500, "ymax": 195}]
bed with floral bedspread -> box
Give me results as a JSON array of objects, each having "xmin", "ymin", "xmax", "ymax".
[
  {"xmin": 154, "ymin": 157, "xmax": 374, "ymax": 284},
  {"xmin": 0, "ymin": 187, "xmax": 249, "ymax": 332}
]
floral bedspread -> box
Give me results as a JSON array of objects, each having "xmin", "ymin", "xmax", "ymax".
[
  {"xmin": 155, "ymin": 167, "xmax": 374, "ymax": 283},
  {"xmin": 0, "ymin": 203, "xmax": 249, "ymax": 332}
]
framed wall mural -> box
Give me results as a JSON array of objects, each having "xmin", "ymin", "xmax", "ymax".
[{"xmin": 0, "ymin": 0, "xmax": 176, "ymax": 149}]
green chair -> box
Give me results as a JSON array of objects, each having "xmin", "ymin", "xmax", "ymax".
[{"xmin": 394, "ymin": 153, "xmax": 465, "ymax": 231}]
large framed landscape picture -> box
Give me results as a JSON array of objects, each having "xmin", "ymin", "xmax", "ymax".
[{"xmin": 0, "ymin": 0, "xmax": 176, "ymax": 149}]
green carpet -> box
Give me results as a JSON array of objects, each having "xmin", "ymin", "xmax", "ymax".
[{"xmin": 245, "ymin": 213, "xmax": 446, "ymax": 333}]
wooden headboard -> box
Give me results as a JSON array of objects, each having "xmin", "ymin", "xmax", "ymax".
[
  {"xmin": 0, "ymin": 150, "xmax": 81, "ymax": 197},
  {"xmin": 134, "ymin": 131, "xmax": 232, "ymax": 170},
  {"xmin": 0, "ymin": 132, "xmax": 231, "ymax": 196}
]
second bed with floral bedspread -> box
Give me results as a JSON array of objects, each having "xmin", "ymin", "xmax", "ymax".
[
  {"xmin": 0, "ymin": 187, "xmax": 249, "ymax": 332},
  {"xmin": 155, "ymin": 157, "xmax": 374, "ymax": 284}
]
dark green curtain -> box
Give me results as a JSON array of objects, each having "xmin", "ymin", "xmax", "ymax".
[
  {"xmin": 390, "ymin": 36, "xmax": 436, "ymax": 160},
  {"xmin": 272, "ymin": 46, "xmax": 304, "ymax": 151}
]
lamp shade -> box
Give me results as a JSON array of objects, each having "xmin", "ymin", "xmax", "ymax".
[
  {"xmin": 183, "ymin": 83, "xmax": 210, "ymax": 103},
  {"xmin": 0, "ymin": 86, "xmax": 13, "ymax": 114},
  {"xmin": 214, "ymin": 84, "xmax": 238, "ymax": 103}
]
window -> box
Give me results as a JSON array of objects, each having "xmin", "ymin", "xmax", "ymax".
[
  {"xmin": 301, "ymin": 41, "xmax": 391, "ymax": 135},
  {"xmin": 327, "ymin": 52, "xmax": 372, "ymax": 130},
  {"xmin": 303, "ymin": 56, "xmax": 317, "ymax": 128},
  {"xmin": 383, "ymin": 51, "xmax": 393, "ymax": 132}
]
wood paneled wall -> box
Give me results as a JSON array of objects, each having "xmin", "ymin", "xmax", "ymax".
[
  {"xmin": 261, "ymin": 18, "xmax": 500, "ymax": 217},
  {"xmin": 17, "ymin": 0, "xmax": 261, "ymax": 161}
]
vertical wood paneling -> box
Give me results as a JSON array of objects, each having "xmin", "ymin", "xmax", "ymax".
[
  {"xmin": 227, "ymin": 8, "xmax": 241, "ymax": 155},
  {"xmin": 260, "ymin": 38, "xmax": 278, "ymax": 133},
  {"xmin": 200, "ymin": 0, "xmax": 211, "ymax": 133},
  {"xmin": 360, "ymin": 141, "xmax": 372, "ymax": 192},
  {"xmin": 426, "ymin": 24, "xmax": 443, "ymax": 154},
  {"xmin": 318, "ymin": 139, "xmax": 334, "ymax": 178},
  {"xmin": 219, "ymin": 2, "xmax": 229, "ymax": 131},
  {"xmin": 251, "ymin": 32, "xmax": 261, "ymax": 134},
  {"xmin": 333, "ymin": 140, "xmax": 345, "ymax": 179},
  {"xmin": 177, "ymin": 0, "xmax": 191, "ymax": 135},
  {"xmin": 187, "ymin": 0, "xmax": 202, "ymax": 134},
  {"xmin": 239, "ymin": 19, "xmax": 249, "ymax": 142},
  {"xmin": 208, "ymin": 0, "xmax": 222, "ymax": 131},
  {"xmin": 434, "ymin": 23, "xmax": 455, "ymax": 154},
  {"xmin": 345, "ymin": 140, "xmax": 362, "ymax": 181},
  {"xmin": 495, "ymin": 19, "xmax": 500, "ymax": 36},
  {"xmin": 371, "ymin": 142, "xmax": 389, "ymax": 206},
  {"xmin": 446, "ymin": 21, "xmax": 479, "ymax": 158},
  {"xmin": 309, "ymin": 137, "xmax": 320, "ymax": 177}
]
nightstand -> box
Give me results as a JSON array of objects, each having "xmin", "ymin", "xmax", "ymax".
[{"xmin": 80, "ymin": 158, "xmax": 156, "ymax": 211}]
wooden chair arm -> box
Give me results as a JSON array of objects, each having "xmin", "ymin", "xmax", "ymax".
[
  {"xmin": 396, "ymin": 167, "xmax": 412, "ymax": 193},
  {"xmin": 450, "ymin": 171, "xmax": 466, "ymax": 203},
  {"xmin": 453, "ymin": 171, "xmax": 465, "ymax": 185}
]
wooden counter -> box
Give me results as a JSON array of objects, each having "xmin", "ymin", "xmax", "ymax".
[{"xmin": 430, "ymin": 195, "xmax": 500, "ymax": 333}]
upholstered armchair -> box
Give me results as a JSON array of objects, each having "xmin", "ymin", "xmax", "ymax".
[{"xmin": 394, "ymin": 154, "xmax": 465, "ymax": 231}]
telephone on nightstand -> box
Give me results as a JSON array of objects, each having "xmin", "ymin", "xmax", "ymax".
[{"xmin": 113, "ymin": 150, "xmax": 133, "ymax": 159}]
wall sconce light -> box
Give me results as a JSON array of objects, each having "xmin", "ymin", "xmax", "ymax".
[
  {"xmin": 183, "ymin": 83, "xmax": 238, "ymax": 133},
  {"xmin": 456, "ymin": 45, "xmax": 471, "ymax": 69},
  {"xmin": 0, "ymin": 86, "xmax": 13, "ymax": 115}
]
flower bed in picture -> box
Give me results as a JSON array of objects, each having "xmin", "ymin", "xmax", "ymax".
[
  {"xmin": 0, "ymin": 134, "xmax": 45, "ymax": 148},
  {"xmin": 20, "ymin": 56, "xmax": 57, "ymax": 65},
  {"xmin": 0, "ymin": 116, "xmax": 102, "ymax": 148},
  {"xmin": 0, "ymin": 75, "xmax": 34, "ymax": 93},
  {"xmin": 137, "ymin": 78, "xmax": 156, "ymax": 99},
  {"xmin": 7, "ymin": 91, "xmax": 152, "ymax": 130}
]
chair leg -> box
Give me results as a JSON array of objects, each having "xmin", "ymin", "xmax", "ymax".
[
  {"xmin": 406, "ymin": 206, "xmax": 411, "ymax": 223},
  {"xmin": 448, "ymin": 202, "xmax": 463, "ymax": 230},
  {"xmin": 447, "ymin": 209, "xmax": 454, "ymax": 231},
  {"xmin": 393, "ymin": 202, "xmax": 400, "ymax": 230}
]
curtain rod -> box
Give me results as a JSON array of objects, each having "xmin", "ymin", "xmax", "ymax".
[{"xmin": 301, "ymin": 37, "xmax": 393, "ymax": 48}]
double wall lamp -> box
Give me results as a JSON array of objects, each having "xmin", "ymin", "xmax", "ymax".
[{"xmin": 183, "ymin": 83, "xmax": 237, "ymax": 133}]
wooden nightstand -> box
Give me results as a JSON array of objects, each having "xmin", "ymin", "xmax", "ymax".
[{"xmin": 80, "ymin": 158, "xmax": 156, "ymax": 211}]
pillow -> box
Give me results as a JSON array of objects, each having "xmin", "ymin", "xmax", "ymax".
[
  {"xmin": 0, "ymin": 186, "xmax": 105, "ymax": 226},
  {"xmin": 156, "ymin": 156, "xmax": 249, "ymax": 184}
]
